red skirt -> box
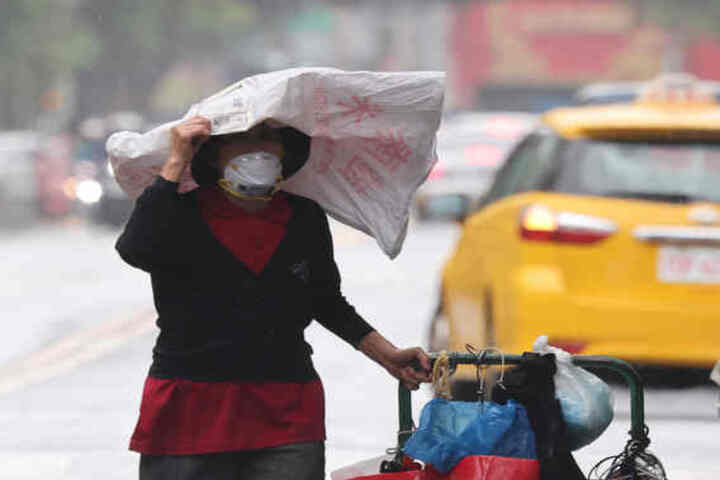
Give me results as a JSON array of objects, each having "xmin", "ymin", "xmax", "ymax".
[{"xmin": 130, "ymin": 377, "xmax": 326, "ymax": 455}]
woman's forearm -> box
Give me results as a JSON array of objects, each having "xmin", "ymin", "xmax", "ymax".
[
  {"xmin": 358, "ymin": 331, "xmax": 398, "ymax": 368},
  {"xmin": 160, "ymin": 157, "xmax": 187, "ymax": 182}
]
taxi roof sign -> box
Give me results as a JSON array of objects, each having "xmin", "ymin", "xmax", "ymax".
[
  {"xmin": 543, "ymin": 100, "xmax": 720, "ymax": 141},
  {"xmin": 637, "ymin": 73, "xmax": 717, "ymax": 105}
]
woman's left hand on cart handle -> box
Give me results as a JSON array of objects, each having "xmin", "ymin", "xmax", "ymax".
[{"xmin": 359, "ymin": 332, "xmax": 432, "ymax": 390}]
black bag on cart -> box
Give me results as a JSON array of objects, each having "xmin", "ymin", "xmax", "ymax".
[{"xmin": 492, "ymin": 352, "xmax": 586, "ymax": 480}]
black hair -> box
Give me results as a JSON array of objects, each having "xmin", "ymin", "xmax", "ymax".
[
  {"xmin": 277, "ymin": 127, "xmax": 311, "ymax": 179},
  {"xmin": 190, "ymin": 139, "xmax": 221, "ymax": 187},
  {"xmin": 190, "ymin": 126, "xmax": 311, "ymax": 187}
]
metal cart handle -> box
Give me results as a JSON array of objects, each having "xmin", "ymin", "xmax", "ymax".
[{"xmin": 397, "ymin": 353, "xmax": 647, "ymax": 450}]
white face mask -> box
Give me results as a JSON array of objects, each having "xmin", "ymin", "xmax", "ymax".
[{"xmin": 218, "ymin": 151, "xmax": 283, "ymax": 200}]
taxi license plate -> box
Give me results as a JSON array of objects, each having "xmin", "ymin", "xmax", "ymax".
[{"xmin": 658, "ymin": 246, "xmax": 720, "ymax": 284}]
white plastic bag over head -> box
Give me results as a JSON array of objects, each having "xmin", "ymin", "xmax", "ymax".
[
  {"xmin": 106, "ymin": 67, "xmax": 445, "ymax": 258},
  {"xmin": 533, "ymin": 335, "xmax": 614, "ymax": 451}
]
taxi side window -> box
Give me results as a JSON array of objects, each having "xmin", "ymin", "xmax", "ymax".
[
  {"xmin": 513, "ymin": 134, "xmax": 562, "ymax": 193},
  {"xmin": 484, "ymin": 135, "xmax": 540, "ymax": 202},
  {"xmin": 482, "ymin": 134, "xmax": 561, "ymax": 206}
]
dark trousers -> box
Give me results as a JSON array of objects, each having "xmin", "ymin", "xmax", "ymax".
[{"xmin": 139, "ymin": 441, "xmax": 325, "ymax": 480}]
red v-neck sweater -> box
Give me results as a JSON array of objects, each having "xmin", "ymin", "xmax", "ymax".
[{"xmin": 196, "ymin": 186, "xmax": 291, "ymax": 274}]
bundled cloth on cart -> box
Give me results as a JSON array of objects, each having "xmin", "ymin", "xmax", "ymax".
[
  {"xmin": 106, "ymin": 67, "xmax": 445, "ymax": 258},
  {"xmin": 492, "ymin": 352, "xmax": 586, "ymax": 480}
]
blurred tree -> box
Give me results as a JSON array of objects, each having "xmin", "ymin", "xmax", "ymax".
[
  {"xmin": 0, "ymin": 0, "xmax": 262, "ymax": 130},
  {"xmin": 638, "ymin": 0, "xmax": 720, "ymax": 72},
  {"xmin": 641, "ymin": 0, "xmax": 720, "ymax": 35},
  {"xmin": 2, "ymin": 0, "xmax": 443, "ymax": 130},
  {"xmin": 72, "ymin": 0, "xmax": 259, "ymax": 126},
  {"xmin": 0, "ymin": 0, "xmax": 99, "ymax": 130}
]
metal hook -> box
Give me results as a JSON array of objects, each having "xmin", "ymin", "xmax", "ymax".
[{"xmin": 465, "ymin": 344, "xmax": 508, "ymax": 402}]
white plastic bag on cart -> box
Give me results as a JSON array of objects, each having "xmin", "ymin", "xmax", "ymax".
[
  {"xmin": 533, "ymin": 335, "xmax": 614, "ymax": 450},
  {"xmin": 711, "ymin": 360, "xmax": 720, "ymax": 417},
  {"xmin": 330, "ymin": 454, "xmax": 396, "ymax": 480},
  {"xmin": 106, "ymin": 67, "xmax": 445, "ymax": 258}
]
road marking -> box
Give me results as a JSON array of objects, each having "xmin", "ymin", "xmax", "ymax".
[
  {"xmin": 0, "ymin": 310, "xmax": 156, "ymax": 395},
  {"xmin": 0, "ymin": 223, "xmax": 367, "ymax": 396},
  {"xmin": 0, "ymin": 453, "xmax": 73, "ymax": 479}
]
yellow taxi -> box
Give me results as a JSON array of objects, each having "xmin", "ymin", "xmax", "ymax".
[{"xmin": 428, "ymin": 84, "xmax": 720, "ymax": 382}]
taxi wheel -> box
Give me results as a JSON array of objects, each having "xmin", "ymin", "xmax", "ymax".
[
  {"xmin": 427, "ymin": 311, "xmax": 483, "ymax": 400},
  {"xmin": 426, "ymin": 293, "xmax": 495, "ymax": 354},
  {"xmin": 433, "ymin": 294, "xmax": 500, "ymax": 401},
  {"xmin": 427, "ymin": 309, "xmax": 449, "ymax": 353},
  {"xmin": 459, "ymin": 293, "xmax": 499, "ymax": 401},
  {"xmin": 481, "ymin": 292, "xmax": 497, "ymax": 347}
]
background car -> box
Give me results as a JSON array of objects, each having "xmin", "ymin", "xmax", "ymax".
[
  {"xmin": 573, "ymin": 73, "xmax": 720, "ymax": 105},
  {"xmin": 69, "ymin": 112, "xmax": 144, "ymax": 227},
  {"xmin": 415, "ymin": 111, "xmax": 536, "ymax": 221},
  {"xmin": 0, "ymin": 130, "xmax": 74, "ymax": 227},
  {"xmin": 0, "ymin": 131, "xmax": 43, "ymax": 226},
  {"xmin": 426, "ymin": 85, "xmax": 720, "ymax": 393}
]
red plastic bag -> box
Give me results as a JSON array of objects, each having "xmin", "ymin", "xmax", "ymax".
[
  {"xmin": 426, "ymin": 455, "xmax": 540, "ymax": 480},
  {"xmin": 345, "ymin": 455, "xmax": 539, "ymax": 480}
]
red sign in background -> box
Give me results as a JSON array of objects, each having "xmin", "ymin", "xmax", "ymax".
[{"xmin": 450, "ymin": 0, "xmax": 720, "ymax": 107}]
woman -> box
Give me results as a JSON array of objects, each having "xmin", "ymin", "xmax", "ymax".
[{"xmin": 116, "ymin": 116, "xmax": 431, "ymax": 480}]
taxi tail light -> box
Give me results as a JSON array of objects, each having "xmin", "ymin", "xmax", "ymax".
[{"xmin": 520, "ymin": 205, "xmax": 617, "ymax": 244}]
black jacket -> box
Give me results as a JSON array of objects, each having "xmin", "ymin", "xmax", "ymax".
[{"xmin": 116, "ymin": 176, "xmax": 374, "ymax": 382}]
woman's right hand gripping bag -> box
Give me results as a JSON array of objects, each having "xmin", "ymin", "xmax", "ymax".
[{"xmin": 533, "ymin": 335, "xmax": 614, "ymax": 450}]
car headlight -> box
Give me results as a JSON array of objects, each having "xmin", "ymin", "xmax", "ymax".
[{"xmin": 75, "ymin": 179, "xmax": 103, "ymax": 204}]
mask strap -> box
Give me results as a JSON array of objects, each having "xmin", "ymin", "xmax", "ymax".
[{"xmin": 217, "ymin": 176, "xmax": 284, "ymax": 202}]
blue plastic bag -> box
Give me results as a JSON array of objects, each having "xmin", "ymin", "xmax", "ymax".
[{"xmin": 402, "ymin": 398, "xmax": 537, "ymax": 474}]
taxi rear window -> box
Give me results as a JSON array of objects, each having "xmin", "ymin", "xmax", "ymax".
[{"xmin": 555, "ymin": 139, "xmax": 720, "ymax": 204}]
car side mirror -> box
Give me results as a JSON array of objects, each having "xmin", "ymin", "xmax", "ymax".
[
  {"xmin": 476, "ymin": 191, "xmax": 493, "ymax": 209},
  {"xmin": 419, "ymin": 194, "xmax": 470, "ymax": 222}
]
